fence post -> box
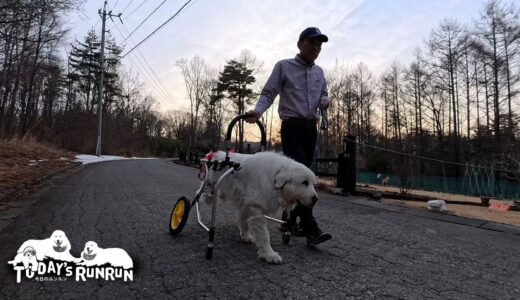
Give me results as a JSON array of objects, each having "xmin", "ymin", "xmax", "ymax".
[
  {"xmin": 337, "ymin": 135, "xmax": 356, "ymax": 194},
  {"xmin": 345, "ymin": 135, "xmax": 357, "ymax": 194}
]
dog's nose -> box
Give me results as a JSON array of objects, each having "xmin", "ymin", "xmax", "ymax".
[{"xmin": 312, "ymin": 195, "xmax": 318, "ymax": 205}]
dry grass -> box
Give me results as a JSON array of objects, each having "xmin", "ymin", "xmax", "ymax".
[{"xmin": 0, "ymin": 137, "xmax": 78, "ymax": 206}]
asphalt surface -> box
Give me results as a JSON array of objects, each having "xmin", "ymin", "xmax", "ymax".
[{"xmin": 0, "ymin": 159, "xmax": 519, "ymax": 299}]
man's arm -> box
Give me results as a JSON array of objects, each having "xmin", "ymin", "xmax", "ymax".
[{"xmin": 245, "ymin": 62, "xmax": 283, "ymax": 123}]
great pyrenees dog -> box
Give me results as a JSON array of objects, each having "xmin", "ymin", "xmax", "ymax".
[
  {"xmin": 199, "ymin": 151, "xmax": 318, "ymax": 264},
  {"xmin": 78, "ymin": 241, "xmax": 133, "ymax": 269},
  {"xmin": 8, "ymin": 230, "xmax": 78, "ymax": 268}
]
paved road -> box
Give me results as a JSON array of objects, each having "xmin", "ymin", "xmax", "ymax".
[{"xmin": 0, "ymin": 159, "xmax": 519, "ymax": 299}]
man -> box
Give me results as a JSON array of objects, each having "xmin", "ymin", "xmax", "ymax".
[{"xmin": 245, "ymin": 27, "xmax": 332, "ymax": 246}]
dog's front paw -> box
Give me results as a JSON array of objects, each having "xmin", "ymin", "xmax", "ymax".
[
  {"xmin": 240, "ymin": 231, "xmax": 253, "ymax": 243},
  {"xmin": 259, "ymin": 251, "xmax": 282, "ymax": 264}
]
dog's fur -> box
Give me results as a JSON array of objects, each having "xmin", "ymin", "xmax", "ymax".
[{"xmin": 199, "ymin": 151, "xmax": 318, "ymax": 264}]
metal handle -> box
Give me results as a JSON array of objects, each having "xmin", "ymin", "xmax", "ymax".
[{"xmin": 225, "ymin": 114, "xmax": 267, "ymax": 147}]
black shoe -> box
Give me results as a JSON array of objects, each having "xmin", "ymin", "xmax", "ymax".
[
  {"xmin": 306, "ymin": 231, "xmax": 332, "ymax": 246},
  {"xmin": 301, "ymin": 219, "xmax": 331, "ymax": 246}
]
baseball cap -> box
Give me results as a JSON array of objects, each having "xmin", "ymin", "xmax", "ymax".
[{"xmin": 298, "ymin": 27, "xmax": 329, "ymax": 43}]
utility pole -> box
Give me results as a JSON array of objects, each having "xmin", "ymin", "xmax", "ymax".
[{"xmin": 96, "ymin": 1, "xmax": 122, "ymax": 156}]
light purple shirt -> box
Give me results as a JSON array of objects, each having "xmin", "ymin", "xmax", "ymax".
[{"xmin": 254, "ymin": 55, "xmax": 329, "ymax": 120}]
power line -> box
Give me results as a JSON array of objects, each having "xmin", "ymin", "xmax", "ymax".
[
  {"xmin": 110, "ymin": 22, "xmax": 176, "ymax": 105},
  {"xmin": 347, "ymin": 138, "xmax": 520, "ymax": 174},
  {"xmin": 123, "ymin": 0, "xmax": 167, "ymax": 43},
  {"xmin": 105, "ymin": 2, "xmax": 176, "ymax": 104},
  {"xmin": 127, "ymin": 53, "xmax": 176, "ymax": 105},
  {"xmin": 121, "ymin": 0, "xmax": 135, "ymax": 13},
  {"xmin": 111, "ymin": 0, "xmax": 120, "ymax": 10},
  {"xmin": 122, "ymin": 0, "xmax": 193, "ymax": 58},
  {"xmin": 125, "ymin": 0, "xmax": 148, "ymax": 20},
  {"xmin": 119, "ymin": 22, "xmax": 177, "ymax": 104}
]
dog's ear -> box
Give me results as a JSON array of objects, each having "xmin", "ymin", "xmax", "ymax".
[{"xmin": 274, "ymin": 165, "xmax": 291, "ymax": 189}]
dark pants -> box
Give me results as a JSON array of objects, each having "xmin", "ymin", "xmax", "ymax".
[{"xmin": 281, "ymin": 118, "xmax": 318, "ymax": 228}]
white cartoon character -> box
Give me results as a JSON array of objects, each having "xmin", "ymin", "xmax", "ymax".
[
  {"xmin": 9, "ymin": 246, "xmax": 39, "ymax": 271},
  {"xmin": 8, "ymin": 230, "xmax": 79, "ymax": 268},
  {"xmin": 79, "ymin": 241, "xmax": 133, "ymax": 269}
]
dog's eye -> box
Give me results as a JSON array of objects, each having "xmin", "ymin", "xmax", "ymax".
[{"xmin": 302, "ymin": 180, "xmax": 309, "ymax": 187}]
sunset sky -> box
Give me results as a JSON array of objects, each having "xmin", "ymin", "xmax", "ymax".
[{"xmin": 66, "ymin": 0, "xmax": 503, "ymax": 112}]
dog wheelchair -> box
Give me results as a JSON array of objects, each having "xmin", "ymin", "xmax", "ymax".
[{"xmin": 168, "ymin": 114, "xmax": 292, "ymax": 260}]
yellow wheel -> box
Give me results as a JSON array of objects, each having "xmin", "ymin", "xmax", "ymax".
[{"xmin": 169, "ymin": 196, "xmax": 191, "ymax": 235}]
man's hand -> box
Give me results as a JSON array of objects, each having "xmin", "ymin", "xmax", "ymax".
[
  {"xmin": 244, "ymin": 110, "xmax": 261, "ymax": 124},
  {"xmin": 319, "ymin": 99, "xmax": 330, "ymax": 110}
]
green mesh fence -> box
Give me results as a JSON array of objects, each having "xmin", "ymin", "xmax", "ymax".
[{"xmin": 357, "ymin": 171, "xmax": 520, "ymax": 200}]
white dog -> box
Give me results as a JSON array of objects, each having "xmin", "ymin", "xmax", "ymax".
[
  {"xmin": 199, "ymin": 151, "xmax": 318, "ymax": 264},
  {"xmin": 78, "ymin": 241, "xmax": 133, "ymax": 269},
  {"xmin": 8, "ymin": 230, "xmax": 78, "ymax": 268},
  {"xmin": 377, "ymin": 173, "xmax": 390, "ymax": 186}
]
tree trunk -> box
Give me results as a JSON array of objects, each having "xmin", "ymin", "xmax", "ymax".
[
  {"xmin": 474, "ymin": 60, "xmax": 480, "ymax": 128},
  {"xmin": 465, "ymin": 50, "xmax": 471, "ymax": 138},
  {"xmin": 491, "ymin": 18, "xmax": 500, "ymax": 141},
  {"xmin": 21, "ymin": 9, "xmax": 46, "ymax": 134},
  {"xmin": 484, "ymin": 63, "xmax": 490, "ymax": 130}
]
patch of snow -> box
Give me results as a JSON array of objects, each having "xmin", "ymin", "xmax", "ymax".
[
  {"xmin": 59, "ymin": 157, "xmax": 70, "ymax": 160},
  {"xmin": 28, "ymin": 163, "xmax": 38, "ymax": 166},
  {"xmin": 74, "ymin": 154, "xmax": 157, "ymax": 165}
]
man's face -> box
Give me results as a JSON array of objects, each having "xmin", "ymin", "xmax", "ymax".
[{"xmin": 298, "ymin": 37, "xmax": 323, "ymax": 64}]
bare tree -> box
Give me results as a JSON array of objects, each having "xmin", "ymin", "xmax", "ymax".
[
  {"xmin": 176, "ymin": 55, "xmax": 213, "ymax": 150},
  {"xmin": 426, "ymin": 18, "xmax": 468, "ymax": 172}
]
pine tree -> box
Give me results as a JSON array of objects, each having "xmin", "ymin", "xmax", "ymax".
[
  {"xmin": 215, "ymin": 60, "xmax": 256, "ymax": 152},
  {"xmin": 68, "ymin": 30, "xmax": 123, "ymax": 117}
]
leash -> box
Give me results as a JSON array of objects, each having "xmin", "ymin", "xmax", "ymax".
[{"xmin": 311, "ymin": 108, "xmax": 328, "ymax": 172}]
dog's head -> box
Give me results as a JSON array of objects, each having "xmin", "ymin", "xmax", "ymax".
[
  {"xmin": 274, "ymin": 162, "xmax": 318, "ymax": 207},
  {"xmin": 23, "ymin": 246, "xmax": 36, "ymax": 258},
  {"xmin": 50, "ymin": 230, "xmax": 70, "ymax": 253},
  {"xmin": 82, "ymin": 241, "xmax": 99, "ymax": 260}
]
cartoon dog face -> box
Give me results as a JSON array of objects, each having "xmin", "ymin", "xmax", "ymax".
[
  {"xmin": 82, "ymin": 241, "xmax": 99, "ymax": 260},
  {"xmin": 50, "ymin": 230, "xmax": 70, "ymax": 253},
  {"xmin": 23, "ymin": 246, "xmax": 36, "ymax": 259}
]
